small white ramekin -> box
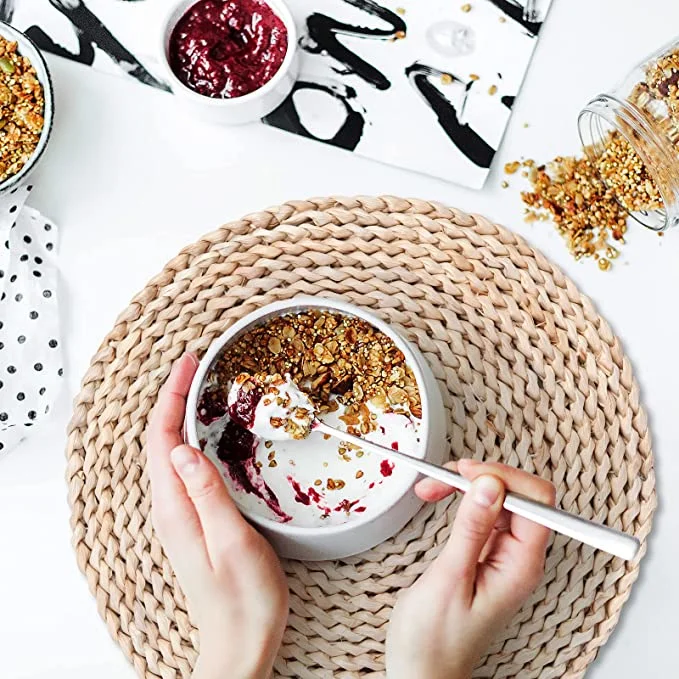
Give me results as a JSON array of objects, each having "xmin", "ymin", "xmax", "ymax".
[
  {"xmin": 158, "ymin": 0, "xmax": 298, "ymax": 125},
  {"xmin": 0, "ymin": 22, "xmax": 54, "ymax": 195},
  {"xmin": 185, "ymin": 296, "xmax": 447, "ymax": 561}
]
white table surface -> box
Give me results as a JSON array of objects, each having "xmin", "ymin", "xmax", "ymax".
[{"xmin": 1, "ymin": 1, "xmax": 677, "ymax": 677}]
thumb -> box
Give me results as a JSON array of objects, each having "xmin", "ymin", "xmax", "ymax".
[
  {"xmin": 439, "ymin": 475, "xmax": 505, "ymax": 598},
  {"xmin": 171, "ymin": 445, "xmax": 251, "ymax": 561}
]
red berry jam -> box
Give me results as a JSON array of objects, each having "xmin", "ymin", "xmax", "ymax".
[
  {"xmin": 380, "ymin": 459, "xmax": 394, "ymax": 477},
  {"xmin": 169, "ymin": 0, "xmax": 288, "ymax": 98},
  {"xmin": 228, "ymin": 383, "xmax": 261, "ymax": 429}
]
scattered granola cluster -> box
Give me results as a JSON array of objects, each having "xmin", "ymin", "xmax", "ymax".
[
  {"xmin": 0, "ymin": 35, "xmax": 44, "ymax": 182},
  {"xmin": 211, "ymin": 310, "xmax": 421, "ymax": 432},
  {"xmin": 515, "ymin": 150, "xmax": 628, "ymax": 268},
  {"xmin": 507, "ymin": 46, "xmax": 679, "ymax": 269},
  {"xmin": 511, "ymin": 133, "xmax": 663, "ymax": 269}
]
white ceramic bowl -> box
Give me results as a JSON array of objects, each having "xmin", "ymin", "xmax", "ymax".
[
  {"xmin": 185, "ymin": 296, "xmax": 447, "ymax": 560},
  {"xmin": 159, "ymin": 0, "xmax": 298, "ymax": 125},
  {"xmin": 0, "ymin": 22, "xmax": 54, "ymax": 195}
]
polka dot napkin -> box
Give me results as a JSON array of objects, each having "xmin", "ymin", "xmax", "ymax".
[{"xmin": 0, "ymin": 185, "xmax": 62, "ymax": 456}]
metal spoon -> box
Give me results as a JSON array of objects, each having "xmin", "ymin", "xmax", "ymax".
[{"xmin": 313, "ymin": 420, "xmax": 640, "ymax": 561}]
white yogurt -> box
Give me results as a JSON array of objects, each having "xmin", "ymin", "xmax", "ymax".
[
  {"xmin": 227, "ymin": 374, "xmax": 315, "ymax": 441},
  {"xmin": 198, "ymin": 389, "xmax": 423, "ymax": 528}
]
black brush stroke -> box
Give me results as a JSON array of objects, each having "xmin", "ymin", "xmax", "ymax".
[
  {"xmin": 405, "ymin": 63, "xmax": 494, "ymax": 169},
  {"xmin": 302, "ymin": 0, "xmax": 406, "ymax": 90},
  {"xmin": 0, "ymin": 0, "xmax": 14, "ymax": 23},
  {"xmin": 501, "ymin": 95, "xmax": 515, "ymax": 109},
  {"xmin": 25, "ymin": 0, "xmax": 169, "ymax": 91},
  {"xmin": 487, "ymin": 0, "xmax": 543, "ymax": 36},
  {"xmin": 263, "ymin": 81, "xmax": 365, "ymax": 151}
]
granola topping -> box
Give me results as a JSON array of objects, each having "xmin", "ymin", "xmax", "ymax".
[
  {"xmin": 0, "ymin": 35, "xmax": 44, "ymax": 183},
  {"xmin": 206, "ymin": 309, "xmax": 422, "ymax": 431}
]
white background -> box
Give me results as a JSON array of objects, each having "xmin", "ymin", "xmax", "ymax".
[{"xmin": 1, "ymin": 1, "xmax": 677, "ymax": 677}]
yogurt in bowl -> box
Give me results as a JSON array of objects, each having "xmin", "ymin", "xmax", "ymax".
[{"xmin": 186, "ymin": 297, "xmax": 446, "ymax": 560}]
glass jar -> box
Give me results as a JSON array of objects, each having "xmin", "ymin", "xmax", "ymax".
[{"xmin": 578, "ymin": 37, "xmax": 679, "ymax": 232}]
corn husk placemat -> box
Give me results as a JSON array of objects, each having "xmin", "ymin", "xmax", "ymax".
[{"xmin": 66, "ymin": 196, "xmax": 655, "ymax": 679}]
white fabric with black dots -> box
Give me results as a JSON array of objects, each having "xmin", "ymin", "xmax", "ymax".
[{"xmin": 0, "ymin": 185, "xmax": 62, "ymax": 456}]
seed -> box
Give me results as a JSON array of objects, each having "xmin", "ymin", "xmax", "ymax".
[
  {"xmin": 598, "ymin": 258, "xmax": 611, "ymax": 271},
  {"xmin": 314, "ymin": 479, "xmax": 322, "ymax": 486},
  {"xmin": 327, "ymin": 478, "xmax": 336, "ymax": 490},
  {"xmin": 268, "ymin": 337, "xmax": 282, "ymax": 354},
  {"xmin": 396, "ymin": 6, "xmax": 405, "ymax": 14},
  {"xmin": 0, "ymin": 58, "xmax": 14, "ymax": 74},
  {"xmin": 504, "ymin": 161, "xmax": 521, "ymax": 174},
  {"xmin": 501, "ymin": 181, "xmax": 509, "ymax": 189},
  {"xmin": 488, "ymin": 85, "xmax": 498, "ymax": 95},
  {"xmin": 268, "ymin": 451, "xmax": 276, "ymax": 461},
  {"xmin": 461, "ymin": 3, "xmax": 472, "ymax": 11},
  {"xmin": 499, "ymin": 16, "xmax": 506, "ymax": 22},
  {"xmin": 395, "ymin": 30, "xmax": 406, "ymax": 39},
  {"xmin": 268, "ymin": 460, "xmax": 277, "ymax": 468},
  {"xmin": 265, "ymin": 440, "xmax": 273, "ymax": 449},
  {"xmin": 356, "ymin": 470, "xmax": 364, "ymax": 479},
  {"xmin": 469, "ymin": 73, "xmax": 480, "ymax": 81},
  {"xmin": 356, "ymin": 450, "xmax": 364, "ymax": 458},
  {"xmin": 440, "ymin": 73, "xmax": 453, "ymax": 85}
]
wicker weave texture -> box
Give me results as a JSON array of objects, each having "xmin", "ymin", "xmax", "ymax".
[{"xmin": 66, "ymin": 196, "xmax": 655, "ymax": 679}]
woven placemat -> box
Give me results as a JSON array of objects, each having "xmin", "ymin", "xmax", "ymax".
[{"xmin": 67, "ymin": 196, "xmax": 656, "ymax": 679}]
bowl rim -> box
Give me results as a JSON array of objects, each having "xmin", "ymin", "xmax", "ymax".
[
  {"xmin": 185, "ymin": 296, "xmax": 433, "ymax": 538},
  {"xmin": 159, "ymin": 0, "xmax": 298, "ymax": 106},
  {"xmin": 0, "ymin": 21, "xmax": 55, "ymax": 194}
]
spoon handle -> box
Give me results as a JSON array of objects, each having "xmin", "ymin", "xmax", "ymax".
[{"xmin": 313, "ymin": 421, "xmax": 640, "ymax": 561}]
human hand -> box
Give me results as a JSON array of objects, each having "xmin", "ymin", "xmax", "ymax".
[
  {"xmin": 386, "ymin": 459, "xmax": 555, "ymax": 679},
  {"xmin": 148, "ymin": 354, "xmax": 289, "ymax": 679}
]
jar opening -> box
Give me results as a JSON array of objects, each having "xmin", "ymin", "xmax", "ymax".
[{"xmin": 578, "ymin": 94, "xmax": 673, "ymax": 231}]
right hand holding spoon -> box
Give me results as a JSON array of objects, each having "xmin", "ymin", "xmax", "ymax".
[{"xmin": 386, "ymin": 460, "xmax": 555, "ymax": 679}]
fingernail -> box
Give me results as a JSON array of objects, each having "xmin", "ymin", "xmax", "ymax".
[
  {"xmin": 463, "ymin": 458, "xmax": 480, "ymax": 466},
  {"xmin": 185, "ymin": 352, "xmax": 200, "ymax": 368},
  {"xmin": 171, "ymin": 446, "xmax": 200, "ymax": 476},
  {"xmin": 471, "ymin": 476, "xmax": 501, "ymax": 507}
]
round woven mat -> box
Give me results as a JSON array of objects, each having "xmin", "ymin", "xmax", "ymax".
[{"xmin": 67, "ymin": 196, "xmax": 655, "ymax": 679}]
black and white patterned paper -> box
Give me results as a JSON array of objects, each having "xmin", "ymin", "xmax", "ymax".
[
  {"xmin": 7, "ymin": 0, "xmax": 550, "ymax": 187},
  {"xmin": 0, "ymin": 186, "xmax": 62, "ymax": 456}
]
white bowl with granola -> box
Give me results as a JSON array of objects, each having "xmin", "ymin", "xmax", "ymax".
[
  {"xmin": 0, "ymin": 22, "xmax": 53, "ymax": 194},
  {"xmin": 185, "ymin": 297, "xmax": 447, "ymax": 560}
]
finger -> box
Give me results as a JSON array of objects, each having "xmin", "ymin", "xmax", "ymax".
[
  {"xmin": 414, "ymin": 461, "xmax": 459, "ymax": 502},
  {"xmin": 148, "ymin": 353, "xmax": 199, "ymax": 455},
  {"xmin": 458, "ymin": 459, "xmax": 555, "ymax": 552},
  {"xmin": 147, "ymin": 353, "xmax": 199, "ymax": 519},
  {"xmin": 171, "ymin": 444, "xmax": 251, "ymax": 568},
  {"xmin": 146, "ymin": 354, "xmax": 207, "ymax": 576},
  {"xmin": 439, "ymin": 474, "xmax": 505, "ymax": 601}
]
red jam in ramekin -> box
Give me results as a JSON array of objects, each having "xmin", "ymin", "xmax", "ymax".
[{"xmin": 169, "ymin": 0, "xmax": 288, "ymax": 99}]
